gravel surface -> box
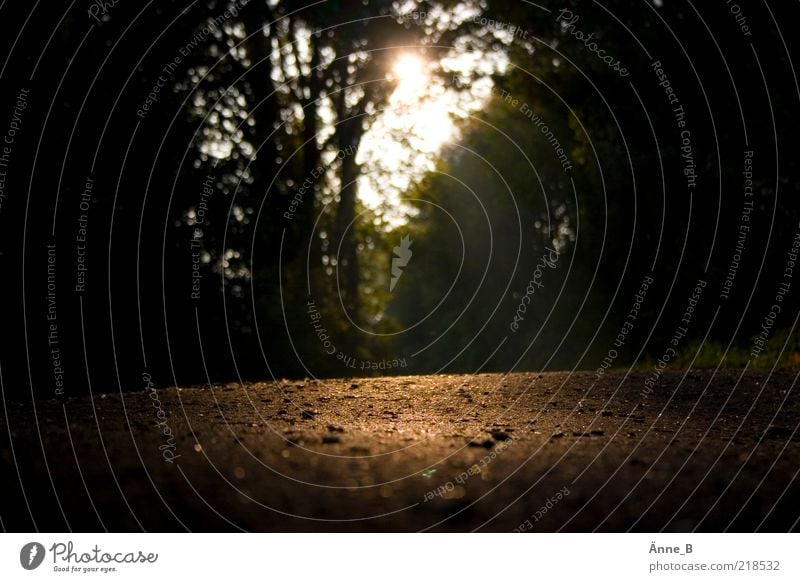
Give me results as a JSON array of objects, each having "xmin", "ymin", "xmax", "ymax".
[{"xmin": 2, "ymin": 370, "xmax": 799, "ymax": 531}]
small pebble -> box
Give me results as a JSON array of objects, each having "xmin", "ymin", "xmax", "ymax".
[
  {"xmin": 468, "ymin": 439, "xmax": 494, "ymax": 449},
  {"xmin": 490, "ymin": 430, "xmax": 511, "ymax": 441}
]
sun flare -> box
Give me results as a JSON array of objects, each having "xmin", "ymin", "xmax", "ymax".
[
  {"xmin": 356, "ymin": 53, "xmax": 475, "ymax": 224},
  {"xmin": 392, "ymin": 54, "xmax": 427, "ymax": 90}
]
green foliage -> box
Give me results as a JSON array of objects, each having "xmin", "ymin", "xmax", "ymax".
[
  {"xmin": 384, "ymin": 93, "xmax": 587, "ymax": 372},
  {"xmin": 657, "ymin": 328, "xmax": 800, "ymax": 371}
]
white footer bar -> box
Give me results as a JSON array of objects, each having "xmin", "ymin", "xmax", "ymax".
[{"xmin": 1, "ymin": 533, "xmax": 796, "ymax": 581}]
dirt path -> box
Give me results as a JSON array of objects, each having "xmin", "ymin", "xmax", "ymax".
[{"xmin": 2, "ymin": 370, "xmax": 799, "ymax": 531}]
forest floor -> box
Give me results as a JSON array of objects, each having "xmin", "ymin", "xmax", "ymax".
[{"xmin": 2, "ymin": 370, "xmax": 799, "ymax": 532}]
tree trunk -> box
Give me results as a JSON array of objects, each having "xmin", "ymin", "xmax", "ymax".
[{"xmin": 336, "ymin": 142, "xmax": 361, "ymax": 316}]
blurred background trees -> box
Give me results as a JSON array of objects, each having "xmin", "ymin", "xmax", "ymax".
[{"xmin": 0, "ymin": 0, "xmax": 798, "ymax": 396}]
